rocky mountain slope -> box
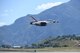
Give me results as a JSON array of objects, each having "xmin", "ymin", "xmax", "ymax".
[{"xmin": 0, "ymin": 0, "xmax": 80, "ymax": 45}]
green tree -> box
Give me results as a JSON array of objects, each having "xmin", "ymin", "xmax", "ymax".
[
  {"xmin": 1, "ymin": 44, "xmax": 11, "ymax": 48},
  {"xmin": 53, "ymin": 43, "xmax": 60, "ymax": 47},
  {"xmin": 38, "ymin": 44, "xmax": 44, "ymax": 48},
  {"xmin": 24, "ymin": 45, "xmax": 29, "ymax": 48},
  {"xmin": 62, "ymin": 45, "xmax": 69, "ymax": 47},
  {"xmin": 31, "ymin": 43, "xmax": 37, "ymax": 48}
]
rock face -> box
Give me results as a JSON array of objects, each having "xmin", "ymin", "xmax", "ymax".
[{"xmin": 0, "ymin": 0, "xmax": 80, "ymax": 45}]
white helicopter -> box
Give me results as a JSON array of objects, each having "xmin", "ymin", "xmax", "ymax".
[{"xmin": 29, "ymin": 16, "xmax": 59, "ymax": 26}]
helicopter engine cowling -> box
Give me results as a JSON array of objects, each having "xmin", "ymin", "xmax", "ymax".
[
  {"xmin": 30, "ymin": 22, "xmax": 47, "ymax": 26},
  {"xmin": 40, "ymin": 22, "xmax": 47, "ymax": 26}
]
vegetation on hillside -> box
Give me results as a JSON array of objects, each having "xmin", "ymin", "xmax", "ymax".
[
  {"xmin": 30, "ymin": 34, "xmax": 80, "ymax": 48},
  {"xmin": 0, "ymin": 34, "xmax": 80, "ymax": 49}
]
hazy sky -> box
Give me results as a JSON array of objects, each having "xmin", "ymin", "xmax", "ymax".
[{"xmin": 0, "ymin": 0, "xmax": 70, "ymax": 26}]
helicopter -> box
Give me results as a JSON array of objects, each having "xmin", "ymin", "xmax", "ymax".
[{"xmin": 29, "ymin": 16, "xmax": 59, "ymax": 26}]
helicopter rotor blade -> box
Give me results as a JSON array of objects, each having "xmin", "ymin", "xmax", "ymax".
[{"xmin": 30, "ymin": 16, "xmax": 38, "ymax": 22}]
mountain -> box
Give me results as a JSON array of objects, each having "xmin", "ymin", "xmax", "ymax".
[
  {"xmin": 0, "ymin": 0, "xmax": 80, "ymax": 45},
  {"xmin": 34, "ymin": 35, "xmax": 80, "ymax": 48}
]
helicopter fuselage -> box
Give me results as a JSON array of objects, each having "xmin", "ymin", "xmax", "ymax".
[
  {"xmin": 29, "ymin": 15, "xmax": 58, "ymax": 26},
  {"xmin": 30, "ymin": 21, "xmax": 48, "ymax": 26}
]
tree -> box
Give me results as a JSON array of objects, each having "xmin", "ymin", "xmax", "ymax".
[
  {"xmin": 62, "ymin": 45, "xmax": 69, "ymax": 47},
  {"xmin": 31, "ymin": 43, "xmax": 37, "ymax": 48},
  {"xmin": 44, "ymin": 40, "xmax": 50, "ymax": 44},
  {"xmin": 76, "ymin": 36, "xmax": 80, "ymax": 40},
  {"xmin": 1, "ymin": 44, "xmax": 11, "ymax": 48},
  {"xmin": 24, "ymin": 45, "xmax": 29, "ymax": 48},
  {"xmin": 53, "ymin": 43, "xmax": 60, "ymax": 47},
  {"xmin": 37, "ymin": 44, "xmax": 44, "ymax": 48}
]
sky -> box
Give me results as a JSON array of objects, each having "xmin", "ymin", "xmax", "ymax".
[{"xmin": 0, "ymin": 0, "xmax": 70, "ymax": 26}]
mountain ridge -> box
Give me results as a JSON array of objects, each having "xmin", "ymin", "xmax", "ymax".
[{"xmin": 0, "ymin": 0, "xmax": 80, "ymax": 45}]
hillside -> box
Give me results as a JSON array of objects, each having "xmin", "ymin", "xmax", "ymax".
[
  {"xmin": 0, "ymin": 0, "xmax": 80, "ymax": 45},
  {"xmin": 35, "ymin": 35, "xmax": 80, "ymax": 48}
]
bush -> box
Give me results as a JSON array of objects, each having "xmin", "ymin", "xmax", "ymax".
[
  {"xmin": 52, "ymin": 43, "xmax": 61, "ymax": 47},
  {"xmin": 62, "ymin": 45, "xmax": 69, "ymax": 47},
  {"xmin": 1, "ymin": 44, "xmax": 11, "ymax": 48}
]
